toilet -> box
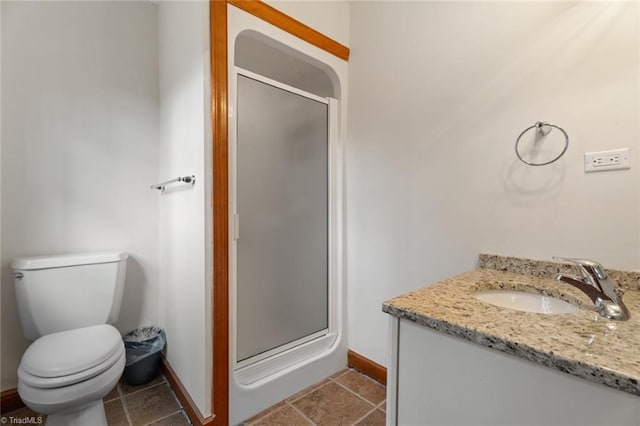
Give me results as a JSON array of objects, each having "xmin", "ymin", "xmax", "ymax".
[{"xmin": 12, "ymin": 252, "xmax": 128, "ymax": 426}]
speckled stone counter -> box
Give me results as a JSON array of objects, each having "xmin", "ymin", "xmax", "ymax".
[{"xmin": 382, "ymin": 254, "xmax": 640, "ymax": 396}]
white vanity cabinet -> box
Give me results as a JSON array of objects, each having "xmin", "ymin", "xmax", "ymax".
[{"xmin": 386, "ymin": 317, "xmax": 640, "ymax": 426}]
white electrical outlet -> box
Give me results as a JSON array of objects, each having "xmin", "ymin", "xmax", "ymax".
[{"xmin": 584, "ymin": 148, "xmax": 630, "ymax": 172}]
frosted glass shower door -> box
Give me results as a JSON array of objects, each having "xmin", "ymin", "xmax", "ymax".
[{"xmin": 235, "ymin": 71, "xmax": 329, "ymax": 364}]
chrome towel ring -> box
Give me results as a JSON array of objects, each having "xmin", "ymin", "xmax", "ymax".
[{"xmin": 515, "ymin": 121, "xmax": 569, "ymax": 166}]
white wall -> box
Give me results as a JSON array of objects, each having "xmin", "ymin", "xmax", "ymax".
[
  {"xmin": 265, "ymin": 1, "xmax": 350, "ymax": 47},
  {"xmin": 0, "ymin": 1, "xmax": 160, "ymax": 391},
  {"xmin": 158, "ymin": 0, "xmax": 212, "ymax": 416},
  {"xmin": 347, "ymin": 1, "xmax": 640, "ymax": 367}
]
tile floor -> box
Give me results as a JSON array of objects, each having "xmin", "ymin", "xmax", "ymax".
[
  {"xmin": 2, "ymin": 374, "xmax": 191, "ymax": 426},
  {"xmin": 3, "ymin": 369, "xmax": 385, "ymax": 426},
  {"xmin": 242, "ymin": 369, "xmax": 387, "ymax": 426}
]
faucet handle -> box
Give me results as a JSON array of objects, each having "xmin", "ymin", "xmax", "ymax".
[
  {"xmin": 553, "ymin": 257, "xmax": 628, "ymax": 320},
  {"xmin": 552, "ymin": 257, "xmax": 607, "ymax": 280}
]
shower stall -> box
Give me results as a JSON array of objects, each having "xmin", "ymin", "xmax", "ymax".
[{"xmin": 227, "ymin": 17, "xmax": 347, "ymax": 424}]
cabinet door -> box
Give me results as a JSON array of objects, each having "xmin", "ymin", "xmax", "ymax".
[{"xmin": 395, "ymin": 319, "xmax": 640, "ymax": 426}]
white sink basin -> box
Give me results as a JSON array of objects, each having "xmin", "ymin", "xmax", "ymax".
[{"xmin": 474, "ymin": 290, "xmax": 579, "ymax": 314}]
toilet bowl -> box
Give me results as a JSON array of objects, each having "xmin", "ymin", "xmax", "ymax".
[
  {"xmin": 17, "ymin": 325, "xmax": 125, "ymax": 426},
  {"xmin": 12, "ymin": 252, "xmax": 128, "ymax": 426}
]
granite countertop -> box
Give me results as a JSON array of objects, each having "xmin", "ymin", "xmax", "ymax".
[{"xmin": 382, "ymin": 254, "xmax": 640, "ymax": 396}]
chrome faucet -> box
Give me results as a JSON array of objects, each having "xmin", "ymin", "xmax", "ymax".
[{"xmin": 553, "ymin": 257, "xmax": 629, "ymax": 321}]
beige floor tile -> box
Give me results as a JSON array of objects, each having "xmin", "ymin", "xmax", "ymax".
[
  {"xmin": 147, "ymin": 411, "xmax": 191, "ymax": 425},
  {"xmin": 378, "ymin": 400, "xmax": 386, "ymax": 413},
  {"xmin": 292, "ymin": 381, "xmax": 374, "ymax": 426},
  {"xmin": 328, "ymin": 368, "xmax": 351, "ymax": 380},
  {"xmin": 119, "ymin": 373, "xmax": 165, "ymax": 395},
  {"xmin": 124, "ymin": 383, "xmax": 180, "ymax": 425},
  {"xmin": 244, "ymin": 401, "xmax": 287, "ymax": 423},
  {"xmin": 247, "ymin": 404, "xmax": 312, "ymax": 426},
  {"xmin": 104, "ymin": 399, "xmax": 129, "ymax": 426},
  {"xmin": 105, "ymin": 384, "xmax": 121, "ymax": 402},
  {"xmin": 285, "ymin": 378, "xmax": 331, "ymax": 403},
  {"xmin": 335, "ymin": 371, "xmax": 386, "ymax": 405},
  {"xmin": 355, "ymin": 409, "xmax": 385, "ymax": 426}
]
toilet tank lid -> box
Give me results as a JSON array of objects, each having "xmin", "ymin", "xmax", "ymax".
[{"xmin": 11, "ymin": 251, "xmax": 128, "ymax": 270}]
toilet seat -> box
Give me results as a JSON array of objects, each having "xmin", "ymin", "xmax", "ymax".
[
  {"xmin": 18, "ymin": 347, "xmax": 125, "ymax": 417},
  {"xmin": 18, "ymin": 324, "xmax": 123, "ymax": 389}
]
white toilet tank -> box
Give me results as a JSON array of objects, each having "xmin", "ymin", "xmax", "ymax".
[{"xmin": 12, "ymin": 252, "xmax": 128, "ymax": 341}]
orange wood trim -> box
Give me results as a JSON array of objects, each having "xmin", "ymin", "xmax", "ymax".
[
  {"xmin": 210, "ymin": 1, "xmax": 230, "ymax": 425},
  {"xmin": 348, "ymin": 350, "xmax": 387, "ymax": 385},
  {"xmin": 227, "ymin": 0, "xmax": 350, "ymax": 61},
  {"xmin": 0, "ymin": 388, "xmax": 25, "ymax": 414},
  {"xmin": 161, "ymin": 358, "xmax": 215, "ymax": 426}
]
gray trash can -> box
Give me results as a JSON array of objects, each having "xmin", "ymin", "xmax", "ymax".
[{"xmin": 122, "ymin": 326, "xmax": 166, "ymax": 386}]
